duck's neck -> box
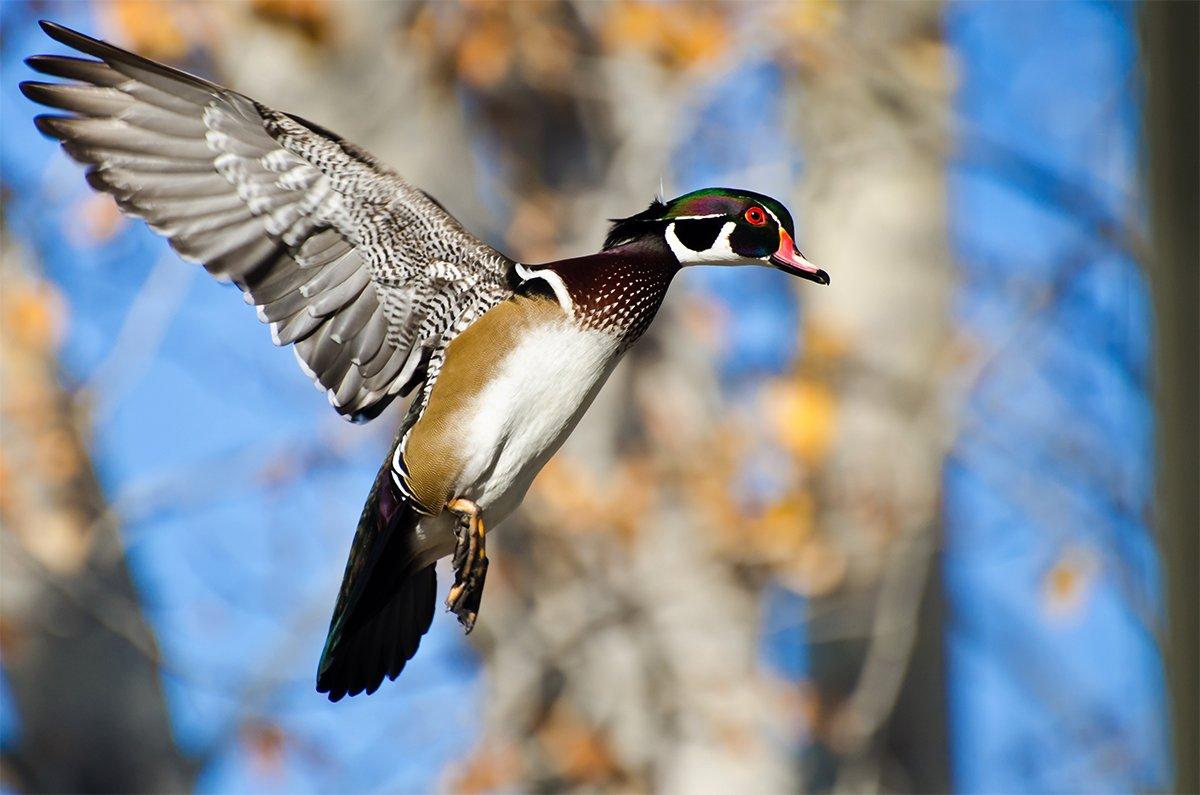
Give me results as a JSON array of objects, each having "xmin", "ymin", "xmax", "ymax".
[{"xmin": 540, "ymin": 239, "xmax": 679, "ymax": 348}]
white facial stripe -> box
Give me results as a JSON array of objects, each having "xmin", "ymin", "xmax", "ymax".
[
  {"xmin": 516, "ymin": 262, "xmax": 575, "ymax": 319},
  {"xmin": 708, "ymin": 221, "xmax": 739, "ymax": 260},
  {"xmin": 666, "ymin": 220, "xmax": 753, "ymax": 266},
  {"xmin": 671, "ymin": 213, "xmax": 726, "ymax": 220},
  {"xmin": 760, "ymin": 205, "xmax": 784, "ymax": 228}
]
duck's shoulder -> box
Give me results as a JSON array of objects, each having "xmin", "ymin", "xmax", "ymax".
[{"xmin": 412, "ymin": 292, "xmax": 566, "ymax": 439}]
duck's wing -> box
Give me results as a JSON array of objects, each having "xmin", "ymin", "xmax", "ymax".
[{"xmin": 22, "ymin": 21, "xmax": 514, "ymax": 422}]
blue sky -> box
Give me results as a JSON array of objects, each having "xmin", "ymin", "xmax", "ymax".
[{"xmin": 945, "ymin": 2, "xmax": 1165, "ymax": 791}]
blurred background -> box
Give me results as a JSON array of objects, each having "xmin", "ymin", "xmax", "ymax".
[{"xmin": 1, "ymin": 1, "xmax": 1195, "ymax": 793}]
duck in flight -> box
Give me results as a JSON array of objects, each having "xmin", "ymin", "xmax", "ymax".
[{"xmin": 22, "ymin": 20, "xmax": 829, "ymax": 701}]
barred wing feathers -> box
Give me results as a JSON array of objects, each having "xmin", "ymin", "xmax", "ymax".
[{"xmin": 22, "ymin": 21, "xmax": 513, "ymax": 422}]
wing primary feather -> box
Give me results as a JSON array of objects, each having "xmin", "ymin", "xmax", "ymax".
[
  {"xmin": 19, "ymin": 81, "xmax": 129, "ymax": 116},
  {"xmin": 393, "ymin": 344, "xmax": 428, "ymax": 395},
  {"xmin": 327, "ymin": 287, "xmax": 378, "ymax": 345},
  {"xmin": 94, "ymin": 168, "xmax": 232, "ymax": 199},
  {"xmin": 242, "ymin": 252, "xmax": 309, "ymax": 301},
  {"xmin": 24, "ymin": 54, "xmax": 124, "ymax": 86},
  {"xmin": 171, "ymin": 215, "xmax": 270, "ymax": 272},
  {"xmin": 307, "ymin": 268, "xmax": 370, "ymax": 317},
  {"xmin": 122, "ymin": 81, "xmax": 208, "ymax": 116},
  {"xmin": 298, "ymin": 251, "xmax": 362, "ymax": 299},
  {"xmin": 260, "ymin": 286, "xmax": 309, "ymax": 323},
  {"xmin": 36, "ymin": 115, "xmax": 215, "ymax": 159},
  {"xmin": 295, "ymin": 229, "xmax": 349, "ymax": 268},
  {"xmin": 295, "ymin": 325, "xmax": 342, "ymax": 377},
  {"xmin": 151, "ymin": 203, "xmax": 253, "ymax": 239},
  {"xmin": 273, "ymin": 304, "xmax": 324, "ymax": 345},
  {"xmin": 359, "ymin": 338, "xmax": 407, "ymax": 381},
  {"xmin": 210, "ymin": 235, "xmax": 291, "ymax": 286},
  {"xmin": 320, "ymin": 340, "xmax": 356, "ymax": 387},
  {"xmin": 37, "ymin": 20, "xmax": 220, "ymax": 103},
  {"xmin": 138, "ymin": 191, "xmax": 247, "ymax": 223},
  {"xmin": 348, "ymin": 304, "xmax": 388, "ymax": 365},
  {"xmin": 69, "ymin": 147, "xmax": 215, "ymax": 173},
  {"xmin": 333, "ymin": 364, "xmax": 365, "ymax": 408},
  {"xmin": 119, "ymin": 104, "xmax": 209, "ymax": 138}
]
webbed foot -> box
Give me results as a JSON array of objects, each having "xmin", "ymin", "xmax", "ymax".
[{"xmin": 445, "ymin": 497, "xmax": 487, "ymax": 633}]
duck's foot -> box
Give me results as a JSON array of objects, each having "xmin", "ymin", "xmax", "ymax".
[{"xmin": 445, "ymin": 497, "xmax": 487, "ymax": 633}]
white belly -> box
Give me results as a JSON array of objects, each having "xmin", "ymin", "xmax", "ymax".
[{"xmin": 457, "ymin": 321, "xmax": 620, "ymax": 523}]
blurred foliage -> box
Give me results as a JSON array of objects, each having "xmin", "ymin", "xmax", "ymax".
[
  {"xmin": 600, "ymin": 2, "xmax": 728, "ymax": 71},
  {"xmin": 0, "ymin": 264, "xmax": 88, "ymax": 575}
]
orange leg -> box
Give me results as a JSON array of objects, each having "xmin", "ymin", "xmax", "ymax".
[{"xmin": 445, "ymin": 497, "xmax": 488, "ymax": 633}]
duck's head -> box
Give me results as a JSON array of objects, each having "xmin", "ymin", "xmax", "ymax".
[{"xmin": 604, "ymin": 188, "xmax": 829, "ymax": 285}]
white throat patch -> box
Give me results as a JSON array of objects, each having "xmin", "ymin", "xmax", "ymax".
[{"xmin": 665, "ymin": 220, "xmax": 757, "ymax": 266}]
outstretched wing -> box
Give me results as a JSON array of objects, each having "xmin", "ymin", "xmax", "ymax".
[{"xmin": 22, "ymin": 21, "xmax": 514, "ymax": 421}]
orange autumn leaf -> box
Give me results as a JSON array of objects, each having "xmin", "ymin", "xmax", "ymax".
[
  {"xmin": 774, "ymin": 536, "xmax": 848, "ymax": 597},
  {"xmin": 252, "ymin": 0, "xmax": 334, "ymax": 43},
  {"xmin": 77, "ymin": 191, "xmax": 126, "ymax": 244},
  {"xmin": 2, "ymin": 280, "xmax": 66, "ymax": 353},
  {"xmin": 105, "ymin": 0, "xmax": 188, "ymax": 60},
  {"xmin": 1043, "ymin": 546, "xmax": 1099, "ymax": 620},
  {"xmin": 537, "ymin": 702, "xmax": 622, "ymax": 785},
  {"xmin": 23, "ymin": 512, "xmax": 93, "ymax": 576},
  {"xmin": 764, "ymin": 378, "xmax": 836, "ymax": 464},
  {"xmin": 457, "ymin": 20, "xmax": 514, "ymax": 89},
  {"xmin": 602, "ymin": 1, "xmax": 728, "ymax": 71},
  {"xmin": 602, "ymin": 2, "xmax": 664, "ymax": 54},
  {"xmin": 902, "ymin": 37, "xmax": 957, "ymax": 94},
  {"xmin": 757, "ymin": 494, "xmax": 817, "ymax": 559},
  {"xmin": 800, "ymin": 318, "xmax": 850, "ymax": 364},
  {"xmin": 663, "ymin": 5, "xmax": 727, "ymax": 69},
  {"xmin": 517, "ymin": 22, "xmax": 577, "ymax": 86},
  {"xmin": 241, "ymin": 721, "xmax": 287, "ymax": 778},
  {"xmin": 448, "ymin": 743, "xmax": 523, "ymax": 794},
  {"xmin": 781, "ymin": 0, "xmax": 842, "ymax": 39}
]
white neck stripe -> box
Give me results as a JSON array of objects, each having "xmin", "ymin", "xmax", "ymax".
[
  {"xmin": 515, "ymin": 262, "xmax": 575, "ymax": 320},
  {"xmin": 664, "ymin": 223, "xmax": 688, "ymax": 262}
]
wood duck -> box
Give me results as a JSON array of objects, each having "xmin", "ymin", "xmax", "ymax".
[{"xmin": 23, "ymin": 21, "xmax": 829, "ymax": 701}]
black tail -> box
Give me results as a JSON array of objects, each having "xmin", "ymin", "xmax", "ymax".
[{"xmin": 317, "ymin": 457, "xmax": 436, "ymax": 701}]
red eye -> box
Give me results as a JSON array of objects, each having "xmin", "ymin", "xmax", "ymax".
[{"xmin": 745, "ymin": 207, "xmax": 767, "ymax": 226}]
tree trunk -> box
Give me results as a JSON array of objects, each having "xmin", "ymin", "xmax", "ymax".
[
  {"xmin": 0, "ymin": 230, "xmax": 193, "ymax": 792},
  {"xmin": 793, "ymin": 2, "xmax": 955, "ymax": 790},
  {"xmin": 1139, "ymin": 3, "xmax": 1199, "ymax": 792}
]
